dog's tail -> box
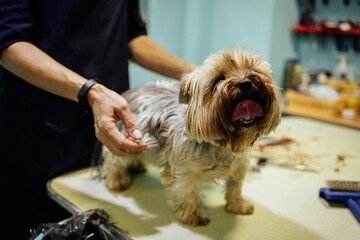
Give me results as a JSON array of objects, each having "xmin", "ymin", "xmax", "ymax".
[{"xmin": 90, "ymin": 140, "xmax": 104, "ymax": 179}]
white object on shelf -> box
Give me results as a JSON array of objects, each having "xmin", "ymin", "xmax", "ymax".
[{"xmin": 341, "ymin": 108, "xmax": 356, "ymax": 119}]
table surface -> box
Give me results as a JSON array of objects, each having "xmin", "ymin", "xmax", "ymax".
[{"xmin": 47, "ymin": 116, "xmax": 360, "ymax": 240}]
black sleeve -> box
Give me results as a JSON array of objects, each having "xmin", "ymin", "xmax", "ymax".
[
  {"xmin": 0, "ymin": 0, "xmax": 34, "ymax": 53},
  {"xmin": 127, "ymin": 0, "xmax": 147, "ymax": 41}
]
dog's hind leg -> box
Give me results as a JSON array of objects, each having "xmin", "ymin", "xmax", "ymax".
[{"xmin": 102, "ymin": 147, "xmax": 137, "ymax": 191}]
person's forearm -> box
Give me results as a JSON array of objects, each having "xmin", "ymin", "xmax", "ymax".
[
  {"xmin": 0, "ymin": 41, "xmax": 147, "ymax": 156},
  {"xmin": 128, "ymin": 35, "xmax": 195, "ymax": 80},
  {"xmin": 0, "ymin": 41, "xmax": 86, "ymax": 101}
]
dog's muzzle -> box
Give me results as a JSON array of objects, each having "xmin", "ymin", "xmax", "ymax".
[{"xmin": 232, "ymin": 80, "xmax": 263, "ymax": 127}]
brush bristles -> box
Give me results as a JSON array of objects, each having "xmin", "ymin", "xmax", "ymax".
[{"xmin": 327, "ymin": 180, "xmax": 360, "ymax": 192}]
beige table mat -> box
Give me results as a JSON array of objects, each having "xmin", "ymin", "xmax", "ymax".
[{"xmin": 49, "ymin": 117, "xmax": 360, "ymax": 240}]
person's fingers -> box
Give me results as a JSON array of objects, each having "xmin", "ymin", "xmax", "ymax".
[
  {"xmin": 95, "ymin": 127, "xmax": 146, "ymax": 156},
  {"xmin": 114, "ymin": 104, "xmax": 143, "ymax": 141},
  {"xmin": 103, "ymin": 139, "xmax": 146, "ymax": 156},
  {"xmin": 95, "ymin": 117, "xmax": 146, "ymax": 152},
  {"xmin": 104, "ymin": 142, "xmax": 146, "ymax": 156},
  {"xmin": 88, "ymin": 85, "xmax": 147, "ymax": 155}
]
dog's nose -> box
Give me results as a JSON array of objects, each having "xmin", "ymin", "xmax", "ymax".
[{"xmin": 236, "ymin": 80, "xmax": 252, "ymax": 92}]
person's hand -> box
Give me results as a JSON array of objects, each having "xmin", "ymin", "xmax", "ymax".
[{"xmin": 87, "ymin": 83, "xmax": 147, "ymax": 156}]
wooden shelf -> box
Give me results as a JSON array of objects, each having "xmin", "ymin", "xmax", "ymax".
[
  {"xmin": 281, "ymin": 103, "xmax": 360, "ymax": 130},
  {"xmin": 292, "ymin": 24, "xmax": 360, "ymax": 35},
  {"xmin": 282, "ymin": 89, "xmax": 360, "ymax": 130}
]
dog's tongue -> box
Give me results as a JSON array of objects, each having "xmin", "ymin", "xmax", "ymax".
[{"xmin": 232, "ymin": 100, "xmax": 263, "ymax": 121}]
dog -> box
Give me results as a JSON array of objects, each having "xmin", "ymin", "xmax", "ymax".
[{"xmin": 101, "ymin": 48, "xmax": 281, "ymax": 226}]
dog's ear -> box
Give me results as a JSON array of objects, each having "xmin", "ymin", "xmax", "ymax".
[
  {"xmin": 179, "ymin": 82, "xmax": 190, "ymax": 104},
  {"xmin": 179, "ymin": 70, "xmax": 197, "ymax": 104}
]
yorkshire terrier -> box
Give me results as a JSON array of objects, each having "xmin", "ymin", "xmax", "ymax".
[{"xmin": 101, "ymin": 49, "xmax": 281, "ymax": 226}]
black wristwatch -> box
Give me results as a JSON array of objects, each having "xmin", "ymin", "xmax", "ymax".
[{"xmin": 77, "ymin": 78, "xmax": 100, "ymax": 113}]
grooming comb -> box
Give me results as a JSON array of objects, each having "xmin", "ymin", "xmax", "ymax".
[
  {"xmin": 326, "ymin": 180, "xmax": 360, "ymax": 192},
  {"xmin": 319, "ymin": 180, "xmax": 360, "ymax": 223}
]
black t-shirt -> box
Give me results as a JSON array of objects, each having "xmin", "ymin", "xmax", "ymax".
[
  {"xmin": 0, "ymin": 1, "xmax": 147, "ymax": 235},
  {"xmin": 0, "ymin": 0, "xmax": 146, "ymax": 178}
]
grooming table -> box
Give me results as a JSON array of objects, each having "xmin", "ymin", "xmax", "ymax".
[{"xmin": 47, "ymin": 116, "xmax": 360, "ymax": 240}]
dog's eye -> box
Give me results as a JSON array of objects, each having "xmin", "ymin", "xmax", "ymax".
[
  {"xmin": 249, "ymin": 74, "xmax": 258, "ymax": 80},
  {"xmin": 214, "ymin": 75, "xmax": 225, "ymax": 85}
]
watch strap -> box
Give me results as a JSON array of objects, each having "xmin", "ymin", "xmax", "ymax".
[{"xmin": 77, "ymin": 78, "xmax": 99, "ymax": 113}]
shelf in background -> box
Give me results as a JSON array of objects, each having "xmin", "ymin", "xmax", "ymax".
[
  {"xmin": 292, "ymin": 24, "xmax": 360, "ymax": 35},
  {"xmin": 282, "ymin": 103, "xmax": 360, "ymax": 130},
  {"xmin": 282, "ymin": 89, "xmax": 360, "ymax": 130}
]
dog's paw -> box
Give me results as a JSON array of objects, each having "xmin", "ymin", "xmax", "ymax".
[
  {"xmin": 106, "ymin": 173, "xmax": 130, "ymax": 191},
  {"xmin": 177, "ymin": 207, "xmax": 210, "ymax": 226},
  {"xmin": 225, "ymin": 198, "xmax": 254, "ymax": 215}
]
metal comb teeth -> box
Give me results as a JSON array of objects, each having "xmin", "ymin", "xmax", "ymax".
[{"xmin": 327, "ymin": 180, "xmax": 360, "ymax": 192}]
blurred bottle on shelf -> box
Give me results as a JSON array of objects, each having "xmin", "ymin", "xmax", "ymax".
[
  {"xmin": 333, "ymin": 53, "xmax": 349, "ymax": 81},
  {"xmin": 299, "ymin": 72, "xmax": 311, "ymax": 92},
  {"xmin": 283, "ymin": 57, "xmax": 303, "ymax": 90}
]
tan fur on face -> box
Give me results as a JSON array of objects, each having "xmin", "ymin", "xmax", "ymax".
[{"xmin": 180, "ymin": 49, "xmax": 281, "ymax": 153}]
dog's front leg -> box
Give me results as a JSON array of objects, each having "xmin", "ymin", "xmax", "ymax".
[
  {"xmin": 224, "ymin": 160, "xmax": 254, "ymax": 215},
  {"xmin": 161, "ymin": 169, "xmax": 210, "ymax": 226}
]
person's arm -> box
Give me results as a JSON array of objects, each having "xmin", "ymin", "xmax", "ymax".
[
  {"xmin": 1, "ymin": 41, "xmax": 85, "ymax": 100},
  {"xmin": 0, "ymin": 41, "xmax": 147, "ymax": 156},
  {"xmin": 128, "ymin": 35, "xmax": 195, "ymax": 80}
]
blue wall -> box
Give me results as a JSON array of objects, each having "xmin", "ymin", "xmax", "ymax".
[{"xmin": 129, "ymin": 0, "xmax": 359, "ymax": 88}]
